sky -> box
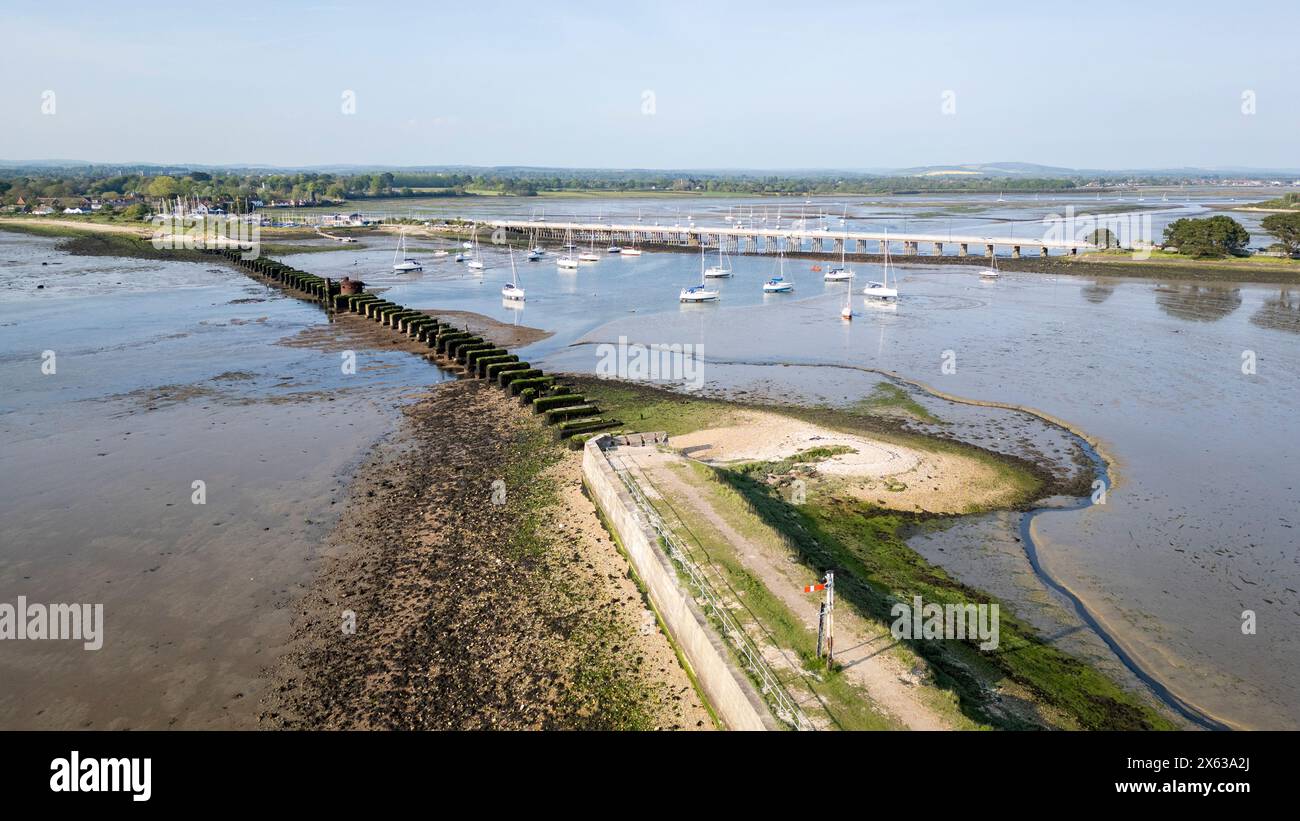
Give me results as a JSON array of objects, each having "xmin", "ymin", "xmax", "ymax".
[{"xmin": 2, "ymin": 0, "xmax": 1297, "ymax": 170}]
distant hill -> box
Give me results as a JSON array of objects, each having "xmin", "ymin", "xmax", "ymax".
[
  {"xmin": 895, "ymin": 162, "xmax": 1080, "ymax": 177},
  {"xmin": 2, "ymin": 159, "xmax": 1298, "ymax": 179}
]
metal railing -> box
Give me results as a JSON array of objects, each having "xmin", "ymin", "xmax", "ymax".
[{"xmin": 606, "ymin": 446, "xmax": 815, "ymax": 731}]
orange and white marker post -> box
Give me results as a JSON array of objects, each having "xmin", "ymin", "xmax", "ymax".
[{"xmin": 804, "ymin": 571, "xmax": 835, "ymax": 666}]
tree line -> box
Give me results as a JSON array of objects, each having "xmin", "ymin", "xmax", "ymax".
[{"xmin": 0, "ymin": 167, "xmax": 1083, "ymax": 211}]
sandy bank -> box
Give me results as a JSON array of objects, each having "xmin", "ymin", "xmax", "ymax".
[{"xmin": 670, "ymin": 409, "xmax": 1026, "ymax": 514}]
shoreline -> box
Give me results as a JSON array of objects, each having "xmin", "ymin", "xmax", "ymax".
[
  {"xmin": 567, "ymin": 375, "xmax": 1181, "ymax": 729},
  {"xmin": 580, "ymin": 358, "xmax": 1227, "ymax": 728},
  {"xmin": 260, "ymin": 379, "xmax": 711, "ymax": 729},
  {"xmin": 5, "ymin": 216, "xmax": 1297, "ymax": 285}
]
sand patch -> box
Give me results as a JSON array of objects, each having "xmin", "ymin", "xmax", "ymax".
[
  {"xmin": 672, "ymin": 409, "xmax": 1024, "ymax": 514},
  {"xmin": 672, "ymin": 410, "xmax": 918, "ymax": 476}
]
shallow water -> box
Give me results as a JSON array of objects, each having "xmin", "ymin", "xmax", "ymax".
[
  {"xmin": 280, "ymin": 187, "xmax": 1286, "ymax": 255},
  {"xmin": 0, "ymin": 232, "xmax": 449, "ymax": 728},
  {"xmin": 4, "ymin": 189, "xmax": 1298, "ymax": 729},
  {"xmin": 311, "ymin": 228, "xmax": 1300, "ymax": 729}
]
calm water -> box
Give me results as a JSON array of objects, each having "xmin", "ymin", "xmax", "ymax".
[
  {"xmin": 3, "ymin": 186, "xmax": 1297, "ymax": 729},
  {"xmin": 282, "ymin": 186, "xmax": 1289, "ymax": 256},
  {"xmin": 290, "ymin": 211, "xmax": 1300, "ymax": 729},
  {"xmin": 0, "ymin": 232, "xmax": 448, "ymax": 728}
]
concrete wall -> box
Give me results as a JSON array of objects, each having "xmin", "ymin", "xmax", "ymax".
[{"xmin": 582, "ymin": 436, "xmax": 775, "ymax": 731}]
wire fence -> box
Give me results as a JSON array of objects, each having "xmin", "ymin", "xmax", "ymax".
[{"xmin": 606, "ymin": 446, "xmax": 815, "ymax": 732}]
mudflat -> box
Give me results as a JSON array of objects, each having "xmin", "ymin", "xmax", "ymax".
[{"xmin": 261, "ymin": 380, "xmax": 709, "ymax": 730}]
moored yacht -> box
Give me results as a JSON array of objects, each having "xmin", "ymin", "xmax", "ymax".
[
  {"xmin": 763, "ymin": 250, "xmax": 793, "ymax": 293},
  {"xmin": 863, "ymin": 230, "xmax": 898, "ymax": 300},
  {"xmin": 392, "ymin": 233, "xmax": 422, "ymax": 272},
  {"xmin": 680, "ymin": 246, "xmax": 720, "ymax": 302},
  {"xmin": 502, "ymin": 248, "xmax": 525, "ymax": 301}
]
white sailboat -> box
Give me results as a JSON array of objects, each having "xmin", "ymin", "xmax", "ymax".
[
  {"xmin": 704, "ymin": 237, "xmax": 732, "ymax": 277},
  {"xmin": 621, "ymin": 233, "xmax": 643, "ymax": 256},
  {"xmin": 467, "ymin": 228, "xmax": 485, "ymax": 271},
  {"xmin": 763, "ymin": 250, "xmax": 793, "ymax": 293},
  {"xmin": 863, "ymin": 230, "xmax": 899, "ymax": 300},
  {"xmin": 392, "ymin": 232, "xmax": 422, "ymax": 272},
  {"xmin": 556, "ymin": 228, "xmax": 579, "ymax": 269},
  {"xmin": 824, "ymin": 233, "xmax": 854, "ymax": 281},
  {"xmin": 841, "ymin": 272, "xmax": 854, "ymax": 320},
  {"xmin": 680, "ymin": 246, "xmax": 720, "ymax": 302},
  {"xmin": 578, "ymin": 231, "xmax": 601, "ymax": 262},
  {"xmin": 527, "ymin": 229, "xmax": 543, "ymax": 260},
  {"xmin": 978, "ymin": 253, "xmax": 1001, "ymax": 279},
  {"xmin": 502, "ymin": 247, "xmax": 525, "ymax": 301}
]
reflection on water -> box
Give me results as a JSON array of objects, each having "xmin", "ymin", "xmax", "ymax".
[
  {"xmin": 1250, "ymin": 289, "xmax": 1300, "ymax": 334},
  {"xmin": 538, "ymin": 260, "xmax": 1300, "ymax": 730},
  {"xmin": 6, "ymin": 206, "xmax": 1299, "ymax": 729},
  {"xmin": 0, "ymin": 232, "xmax": 450, "ymax": 728},
  {"xmin": 1153, "ymin": 283, "xmax": 1243, "ymax": 322},
  {"xmin": 1080, "ymin": 278, "xmax": 1116, "ymax": 304}
]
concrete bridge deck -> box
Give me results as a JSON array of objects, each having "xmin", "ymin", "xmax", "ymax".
[{"xmin": 484, "ymin": 218, "xmax": 1095, "ymax": 258}]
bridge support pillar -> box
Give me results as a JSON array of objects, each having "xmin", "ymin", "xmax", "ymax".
[
  {"xmin": 1012, "ymin": 245, "xmax": 1021, "ymax": 259},
  {"xmin": 985, "ymin": 243, "xmax": 995, "ymax": 257},
  {"xmin": 833, "ymin": 238, "xmax": 844, "ymax": 255},
  {"xmin": 958, "ymin": 242, "xmax": 968, "ymax": 257},
  {"xmin": 1041, "ymin": 246, "xmax": 1050, "ymax": 257},
  {"xmin": 932, "ymin": 242, "xmax": 944, "ymax": 256},
  {"xmin": 905, "ymin": 241, "xmax": 918, "ymax": 255},
  {"xmin": 1070, "ymin": 247, "xmax": 1077, "ymax": 256}
]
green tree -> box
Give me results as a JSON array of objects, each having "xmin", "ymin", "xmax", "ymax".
[
  {"xmin": 1088, "ymin": 228, "xmax": 1117, "ymax": 249},
  {"xmin": 1163, "ymin": 216, "xmax": 1250, "ymax": 257},
  {"xmin": 1261, "ymin": 212, "xmax": 1300, "ymax": 257},
  {"xmin": 147, "ymin": 175, "xmax": 179, "ymax": 199}
]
